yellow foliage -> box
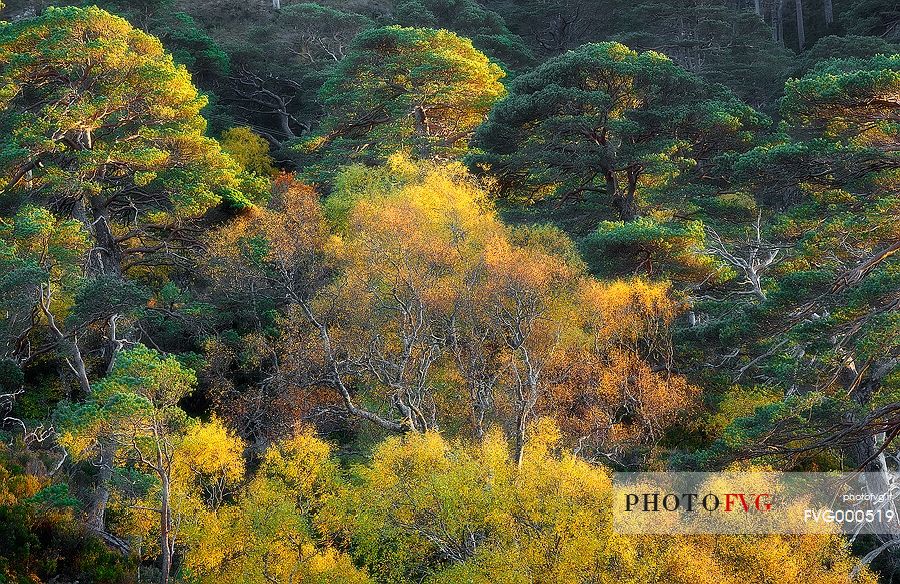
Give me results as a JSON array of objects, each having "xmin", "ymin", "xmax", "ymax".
[
  {"xmin": 260, "ymin": 424, "xmax": 338, "ymax": 502},
  {"xmin": 709, "ymin": 385, "xmax": 783, "ymax": 435},
  {"xmin": 173, "ymin": 417, "xmax": 245, "ymax": 487},
  {"xmin": 220, "ymin": 126, "xmax": 277, "ymax": 177},
  {"xmin": 182, "ymin": 429, "xmax": 372, "ymax": 584},
  {"xmin": 298, "ymin": 158, "xmax": 696, "ymax": 455},
  {"xmin": 324, "ymin": 428, "xmax": 876, "ymax": 584},
  {"xmin": 579, "ymin": 277, "xmax": 678, "ymax": 348},
  {"xmin": 211, "ymin": 157, "xmax": 691, "ymax": 464}
]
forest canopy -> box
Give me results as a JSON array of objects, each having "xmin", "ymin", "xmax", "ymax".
[{"xmin": 0, "ymin": 1, "xmax": 897, "ymax": 583}]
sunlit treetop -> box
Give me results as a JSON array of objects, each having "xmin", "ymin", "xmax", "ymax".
[
  {"xmin": 0, "ymin": 7, "xmax": 253, "ymax": 274},
  {"xmin": 736, "ymin": 54, "xmax": 900, "ymax": 192},
  {"xmin": 301, "ymin": 26, "xmax": 506, "ymax": 179}
]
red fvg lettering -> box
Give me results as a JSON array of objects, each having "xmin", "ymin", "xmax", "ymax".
[{"xmin": 724, "ymin": 493, "xmax": 772, "ymax": 512}]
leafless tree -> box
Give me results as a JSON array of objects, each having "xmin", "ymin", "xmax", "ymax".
[
  {"xmin": 706, "ymin": 213, "xmax": 782, "ymax": 301},
  {"xmin": 229, "ymin": 68, "xmax": 309, "ymax": 143}
]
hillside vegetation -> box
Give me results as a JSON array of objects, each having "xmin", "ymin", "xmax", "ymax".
[{"xmin": 0, "ymin": 1, "xmax": 897, "ymax": 583}]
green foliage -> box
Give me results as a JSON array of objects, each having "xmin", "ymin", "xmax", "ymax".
[
  {"xmin": 300, "ymin": 26, "xmax": 505, "ymax": 179},
  {"xmin": 796, "ymin": 35, "xmax": 900, "ymax": 74},
  {"xmin": 783, "ymin": 53, "xmax": 900, "ymax": 119},
  {"xmin": 25, "ymin": 483, "xmax": 80, "ymax": 510},
  {"xmin": 94, "ymin": 344, "xmax": 197, "ymax": 406},
  {"xmin": 706, "ymin": 385, "xmax": 783, "ymax": 436},
  {"xmin": 839, "ymin": 0, "xmax": 900, "ymax": 40},
  {"xmin": 394, "ymin": 0, "xmax": 533, "ymax": 68},
  {"xmin": 682, "ymin": 391, "xmax": 852, "ymax": 469},
  {"xmin": 585, "ymin": 217, "xmax": 725, "ymax": 282},
  {"xmin": 84, "ymin": 0, "xmax": 230, "ymax": 78},
  {"xmin": 0, "ymin": 359, "xmax": 22, "ymax": 393},
  {"xmin": 472, "ymin": 42, "xmax": 765, "ymax": 224},
  {"xmin": 55, "ymin": 344, "xmax": 198, "ymax": 466},
  {"xmin": 609, "ymin": 0, "xmax": 794, "ymax": 107},
  {"xmin": 162, "ymin": 11, "xmax": 230, "ymax": 78},
  {"xmin": 0, "ymin": 2, "xmax": 897, "ymax": 582},
  {"xmin": 0, "ymin": 6, "xmax": 247, "ymax": 272},
  {"xmin": 490, "ymin": 0, "xmax": 606, "ymax": 54},
  {"xmin": 67, "ymin": 275, "xmax": 151, "ymax": 327},
  {"xmin": 219, "ymin": 2, "xmax": 374, "ymax": 141},
  {"xmin": 0, "ymin": 204, "xmax": 89, "ymax": 363},
  {"xmin": 275, "ymin": 2, "xmax": 373, "ymax": 66},
  {"xmin": 473, "ymin": 38, "xmax": 765, "ymax": 289},
  {"xmin": 748, "ymin": 62, "xmax": 894, "ymax": 198},
  {"xmin": 686, "ymin": 53, "xmax": 899, "ymax": 476}
]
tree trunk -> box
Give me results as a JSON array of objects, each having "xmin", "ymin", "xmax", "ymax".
[
  {"xmin": 514, "ymin": 405, "xmax": 528, "ymax": 467},
  {"xmin": 158, "ymin": 458, "xmax": 172, "ymax": 584},
  {"xmin": 278, "ymin": 110, "xmax": 296, "ymax": 140},
  {"xmin": 604, "ymin": 169, "xmax": 619, "ymax": 211},
  {"xmin": 754, "ymin": 0, "xmax": 762, "ymax": 16},
  {"xmin": 512, "ymin": 352, "xmax": 540, "ymax": 468},
  {"xmin": 614, "ymin": 195, "xmax": 638, "ymax": 222},
  {"xmin": 795, "ymin": 0, "xmax": 805, "ymax": 51},
  {"xmin": 88, "ymin": 197, "xmax": 123, "ymax": 277},
  {"xmin": 105, "ymin": 314, "xmax": 123, "ymax": 375},
  {"xmin": 611, "ymin": 168, "xmax": 640, "ymax": 222},
  {"xmin": 823, "ymin": 0, "xmax": 833, "ymax": 24},
  {"xmin": 842, "ymin": 356, "xmax": 883, "ymax": 471},
  {"xmin": 413, "ymin": 105, "xmax": 430, "ymax": 158},
  {"xmin": 66, "ymin": 338, "xmax": 92, "ymax": 398},
  {"xmin": 86, "ymin": 442, "xmax": 114, "ymax": 531},
  {"xmin": 272, "ymin": 0, "xmax": 280, "ymax": 9},
  {"xmin": 39, "ymin": 286, "xmax": 91, "ymax": 397},
  {"xmin": 470, "ymin": 387, "xmax": 486, "ymax": 441}
]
